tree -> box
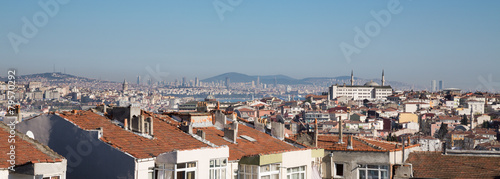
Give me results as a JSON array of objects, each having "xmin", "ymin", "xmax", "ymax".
[
  {"xmin": 436, "ymin": 123, "xmax": 448, "ymax": 140},
  {"xmin": 482, "ymin": 121, "xmax": 490, "ymax": 129},
  {"xmin": 460, "ymin": 114, "xmax": 468, "ymax": 125},
  {"xmin": 387, "ymin": 133, "xmax": 397, "ymax": 142}
]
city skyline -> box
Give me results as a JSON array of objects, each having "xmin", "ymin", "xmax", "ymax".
[{"xmin": 1, "ymin": 1, "xmax": 499, "ymax": 91}]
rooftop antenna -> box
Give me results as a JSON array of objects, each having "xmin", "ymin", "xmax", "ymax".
[{"xmin": 53, "ymin": 64, "xmax": 55, "ymax": 73}]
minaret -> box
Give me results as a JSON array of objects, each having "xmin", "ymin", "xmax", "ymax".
[
  {"xmin": 382, "ymin": 70, "xmax": 385, "ymax": 86},
  {"xmin": 350, "ymin": 70, "xmax": 354, "ymax": 86}
]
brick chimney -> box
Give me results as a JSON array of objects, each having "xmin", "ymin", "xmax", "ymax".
[
  {"xmin": 347, "ymin": 135, "xmax": 353, "ymax": 150},
  {"xmin": 224, "ymin": 121, "xmax": 238, "ymax": 143},
  {"xmin": 124, "ymin": 118, "xmax": 129, "ymax": 130},
  {"xmin": 314, "ymin": 118, "xmax": 318, "ymax": 147}
]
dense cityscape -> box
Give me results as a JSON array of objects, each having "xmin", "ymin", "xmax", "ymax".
[
  {"xmin": 1, "ymin": 70, "xmax": 500, "ymax": 178},
  {"xmin": 2, "ymin": 0, "xmax": 500, "ymax": 179}
]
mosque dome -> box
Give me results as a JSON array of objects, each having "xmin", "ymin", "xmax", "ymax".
[
  {"xmin": 205, "ymin": 94, "xmax": 216, "ymax": 101},
  {"xmin": 364, "ymin": 80, "xmax": 380, "ymax": 86}
]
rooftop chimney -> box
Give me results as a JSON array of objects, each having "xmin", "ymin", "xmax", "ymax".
[
  {"xmin": 214, "ymin": 110, "xmax": 227, "ymax": 129},
  {"xmin": 224, "ymin": 121, "xmax": 238, "ymax": 143},
  {"xmin": 347, "ymin": 135, "xmax": 353, "ymax": 150},
  {"xmin": 402, "ymin": 139, "xmax": 406, "ymax": 163},
  {"xmin": 197, "ymin": 130, "xmax": 206, "ymax": 140},
  {"xmin": 124, "ymin": 118, "xmax": 129, "ymax": 130},
  {"xmin": 271, "ymin": 116, "xmax": 285, "ymax": 140},
  {"xmin": 314, "ymin": 118, "xmax": 318, "ymax": 147},
  {"xmin": 146, "ymin": 117, "xmax": 153, "ymax": 136},
  {"xmin": 181, "ymin": 121, "xmax": 193, "ymax": 134},
  {"xmin": 442, "ymin": 142, "xmax": 447, "ymax": 155},
  {"xmin": 16, "ymin": 105, "xmax": 21, "ymax": 122},
  {"xmin": 140, "ymin": 115, "xmax": 145, "ymax": 134},
  {"xmin": 255, "ymin": 118, "xmax": 266, "ymax": 133},
  {"xmin": 103, "ymin": 104, "xmax": 107, "ymax": 113},
  {"xmin": 338, "ymin": 116, "xmax": 343, "ymax": 144}
]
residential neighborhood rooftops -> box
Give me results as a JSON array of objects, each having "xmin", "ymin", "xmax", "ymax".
[
  {"xmin": 195, "ymin": 123, "xmax": 300, "ymax": 161},
  {"xmin": 294, "ymin": 134, "xmax": 419, "ymax": 152},
  {"xmin": 407, "ymin": 151, "xmax": 500, "ymax": 178},
  {"xmin": 0, "ymin": 122, "xmax": 64, "ymax": 169},
  {"xmin": 57, "ymin": 110, "xmax": 211, "ymax": 159}
]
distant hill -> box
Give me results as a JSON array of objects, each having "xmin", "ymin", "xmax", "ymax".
[
  {"xmin": 203, "ymin": 72, "xmax": 422, "ymax": 90},
  {"xmin": 0, "ymin": 72, "xmax": 423, "ymax": 90},
  {"xmin": 201, "ymin": 72, "xmax": 305, "ymax": 85},
  {"xmin": 0, "ymin": 72, "xmax": 112, "ymax": 83}
]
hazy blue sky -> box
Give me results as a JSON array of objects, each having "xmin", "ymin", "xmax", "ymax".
[{"xmin": 1, "ymin": 0, "xmax": 499, "ymax": 91}]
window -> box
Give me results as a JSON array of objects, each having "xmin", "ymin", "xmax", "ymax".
[
  {"xmin": 239, "ymin": 164, "xmax": 280, "ymax": 179},
  {"xmin": 358, "ymin": 164, "xmax": 388, "ymax": 179},
  {"xmin": 155, "ymin": 164, "xmax": 175, "ymax": 179},
  {"xmin": 335, "ymin": 163, "xmax": 344, "ymax": 177},
  {"xmin": 148, "ymin": 167, "xmax": 155, "ymax": 179},
  {"xmin": 287, "ymin": 166, "xmax": 306, "ymax": 179},
  {"xmin": 238, "ymin": 164, "xmax": 258, "ymax": 179},
  {"xmin": 176, "ymin": 162, "xmax": 197, "ymax": 179},
  {"xmin": 260, "ymin": 163, "xmax": 280, "ymax": 179},
  {"xmin": 210, "ymin": 158, "xmax": 227, "ymax": 179},
  {"xmin": 43, "ymin": 177, "xmax": 60, "ymax": 179}
]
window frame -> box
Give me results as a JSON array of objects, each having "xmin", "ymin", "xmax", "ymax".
[
  {"xmin": 175, "ymin": 161, "xmax": 198, "ymax": 179},
  {"xmin": 238, "ymin": 163, "xmax": 281, "ymax": 179},
  {"xmin": 357, "ymin": 164, "xmax": 389, "ymax": 179},
  {"xmin": 334, "ymin": 163, "xmax": 344, "ymax": 177},
  {"xmin": 210, "ymin": 158, "xmax": 228, "ymax": 179},
  {"xmin": 286, "ymin": 165, "xmax": 306, "ymax": 179}
]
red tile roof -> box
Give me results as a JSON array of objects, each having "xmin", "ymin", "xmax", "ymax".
[
  {"xmin": 298, "ymin": 134, "xmax": 418, "ymax": 152},
  {"xmin": 197, "ymin": 124, "xmax": 299, "ymax": 161},
  {"xmin": 57, "ymin": 110, "xmax": 210, "ymax": 159},
  {"xmin": 0, "ymin": 122, "xmax": 64, "ymax": 168},
  {"xmin": 407, "ymin": 151, "xmax": 500, "ymax": 178}
]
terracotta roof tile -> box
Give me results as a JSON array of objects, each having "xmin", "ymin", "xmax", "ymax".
[
  {"xmin": 0, "ymin": 122, "xmax": 64, "ymax": 168},
  {"xmin": 295, "ymin": 134, "xmax": 418, "ymax": 152},
  {"xmin": 198, "ymin": 124, "xmax": 299, "ymax": 161},
  {"xmin": 57, "ymin": 110, "xmax": 210, "ymax": 159},
  {"xmin": 407, "ymin": 151, "xmax": 500, "ymax": 178}
]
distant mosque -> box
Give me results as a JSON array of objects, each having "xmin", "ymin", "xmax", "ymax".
[{"xmin": 328, "ymin": 70, "xmax": 393, "ymax": 100}]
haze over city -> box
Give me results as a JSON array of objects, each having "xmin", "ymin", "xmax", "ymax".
[{"xmin": 2, "ymin": 1, "xmax": 500, "ymax": 91}]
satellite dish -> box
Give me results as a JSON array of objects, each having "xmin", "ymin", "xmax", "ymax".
[{"xmin": 26, "ymin": 131, "xmax": 35, "ymax": 139}]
